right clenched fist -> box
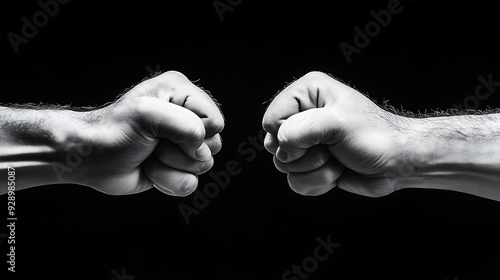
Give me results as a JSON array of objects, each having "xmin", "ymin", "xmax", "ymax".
[{"xmin": 262, "ymin": 71, "xmax": 414, "ymax": 197}]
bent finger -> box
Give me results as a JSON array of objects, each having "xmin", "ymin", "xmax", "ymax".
[
  {"xmin": 264, "ymin": 133, "xmax": 279, "ymax": 154},
  {"xmin": 273, "ymin": 145, "xmax": 332, "ymax": 173},
  {"xmin": 155, "ymin": 140, "xmax": 214, "ymax": 175},
  {"xmin": 135, "ymin": 96, "xmax": 210, "ymax": 161},
  {"xmin": 287, "ymin": 158, "xmax": 344, "ymax": 196},
  {"xmin": 142, "ymin": 155, "xmax": 198, "ymax": 197},
  {"xmin": 151, "ymin": 71, "xmax": 225, "ymax": 137},
  {"xmin": 204, "ymin": 133, "xmax": 222, "ymax": 155},
  {"xmin": 276, "ymin": 108, "xmax": 340, "ymax": 163}
]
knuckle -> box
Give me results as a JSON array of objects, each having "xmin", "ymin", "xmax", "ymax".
[
  {"xmin": 152, "ymin": 71, "xmax": 188, "ymax": 93},
  {"xmin": 206, "ymin": 138, "xmax": 222, "ymax": 155},
  {"xmin": 262, "ymin": 119, "xmax": 277, "ymax": 135},
  {"xmin": 206, "ymin": 116, "xmax": 225, "ymax": 135},
  {"xmin": 277, "ymin": 123, "xmax": 292, "ymax": 146},
  {"xmin": 163, "ymin": 70, "xmax": 187, "ymax": 81},
  {"xmin": 311, "ymin": 158, "xmax": 326, "ymax": 170},
  {"xmin": 264, "ymin": 133, "xmax": 278, "ymax": 153},
  {"xmin": 139, "ymin": 77, "xmax": 162, "ymax": 94},
  {"xmin": 303, "ymin": 71, "xmax": 326, "ymax": 81},
  {"xmin": 195, "ymin": 158, "xmax": 214, "ymax": 174},
  {"xmin": 273, "ymin": 156, "xmax": 288, "ymax": 173},
  {"xmin": 323, "ymin": 165, "xmax": 338, "ymax": 182},
  {"xmin": 312, "ymin": 151, "xmax": 331, "ymax": 169}
]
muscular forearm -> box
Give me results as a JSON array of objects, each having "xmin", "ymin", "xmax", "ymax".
[
  {"xmin": 0, "ymin": 106, "xmax": 90, "ymax": 194},
  {"xmin": 398, "ymin": 113, "xmax": 500, "ymax": 200}
]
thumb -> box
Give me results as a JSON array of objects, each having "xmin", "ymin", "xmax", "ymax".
[
  {"xmin": 135, "ymin": 96, "xmax": 211, "ymax": 161},
  {"xmin": 276, "ymin": 108, "xmax": 340, "ymax": 163}
]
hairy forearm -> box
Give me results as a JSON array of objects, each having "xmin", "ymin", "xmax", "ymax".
[
  {"xmin": 398, "ymin": 113, "xmax": 500, "ymax": 200},
  {"xmin": 0, "ymin": 106, "xmax": 90, "ymax": 194}
]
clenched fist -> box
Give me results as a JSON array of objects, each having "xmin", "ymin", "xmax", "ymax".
[
  {"xmin": 262, "ymin": 71, "xmax": 412, "ymax": 197},
  {"xmin": 80, "ymin": 71, "xmax": 225, "ymax": 196}
]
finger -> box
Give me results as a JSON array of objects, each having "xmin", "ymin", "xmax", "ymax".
[
  {"xmin": 150, "ymin": 71, "xmax": 225, "ymax": 137},
  {"xmin": 155, "ymin": 140, "xmax": 214, "ymax": 175},
  {"xmin": 273, "ymin": 145, "xmax": 332, "ymax": 173},
  {"xmin": 336, "ymin": 169, "xmax": 395, "ymax": 198},
  {"xmin": 179, "ymin": 142, "xmax": 212, "ymax": 162},
  {"xmin": 262, "ymin": 71, "xmax": 333, "ymax": 136},
  {"xmin": 142, "ymin": 155, "xmax": 198, "ymax": 197},
  {"xmin": 276, "ymin": 108, "xmax": 340, "ymax": 163},
  {"xmin": 135, "ymin": 96, "xmax": 210, "ymax": 161},
  {"xmin": 204, "ymin": 133, "xmax": 222, "ymax": 155},
  {"xmin": 185, "ymin": 93, "xmax": 225, "ymax": 138},
  {"xmin": 287, "ymin": 158, "xmax": 344, "ymax": 196},
  {"xmin": 264, "ymin": 133, "xmax": 279, "ymax": 154}
]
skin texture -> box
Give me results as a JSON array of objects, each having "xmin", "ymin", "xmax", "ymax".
[
  {"xmin": 2, "ymin": 70, "xmax": 500, "ymax": 200},
  {"xmin": 263, "ymin": 71, "xmax": 500, "ymax": 200},
  {"xmin": 0, "ymin": 71, "xmax": 225, "ymax": 197},
  {"xmin": 82, "ymin": 71, "xmax": 225, "ymax": 196},
  {"xmin": 262, "ymin": 71, "xmax": 406, "ymax": 197}
]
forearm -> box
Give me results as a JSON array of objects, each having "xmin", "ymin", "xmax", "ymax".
[
  {"xmin": 398, "ymin": 113, "xmax": 500, "ymax": 200},
  {"xmin": 0, "ymin": 106, "xmax": 90, "ymax": 194}
]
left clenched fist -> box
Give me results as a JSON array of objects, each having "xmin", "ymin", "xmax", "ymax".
[{"xmin": 79, "ymin": 71, "xmax": 225, "ymax": 196}]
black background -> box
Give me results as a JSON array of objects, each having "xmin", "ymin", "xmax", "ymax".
[{"xmin": 2, "ymin": 0, "xmax": 500, "ymax": 279}]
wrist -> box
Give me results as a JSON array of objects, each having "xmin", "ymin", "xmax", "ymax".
[
  {"xmin": 53, "ymin": 110, "xmax": 96, "ymax": 186},
  {"xmin": 395, "ymin": 114, "xmax": 500, "ymax": 200}
]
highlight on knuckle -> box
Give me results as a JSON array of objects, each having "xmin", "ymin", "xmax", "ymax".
[
  {"xmin": 262, "ymin": 119, "xmax": 277, "ymax": 134},
  {"xmin": 163, "ymin": 70, "xmax": 186, "ymax": 81},
  {"xmin": 206, "ymin": 116, "xmax": 225, "ymax": 135},
  {"xmin": 196, "ymin": 158, "xmax": 214, "ymax": 174},
  {"xmin": 303, "ymin": 71, "xmax": 326, "ymax": 81}
]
